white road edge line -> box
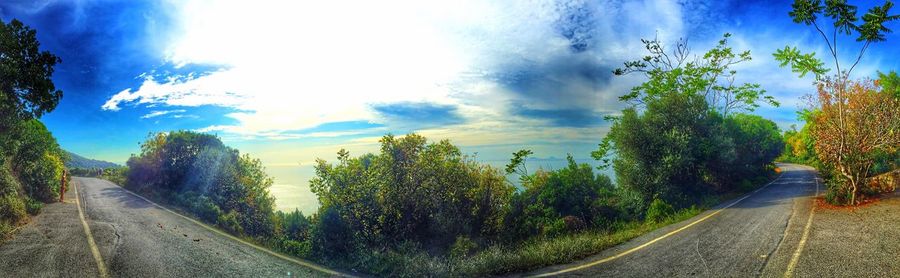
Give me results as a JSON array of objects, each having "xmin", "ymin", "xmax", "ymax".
[
  {"xmin": 104, "ymin": 179, "xmax": 350, "ymax": 277},
  {"xmin": 784, "ymin": 166, "xmax": 819, "ymax": 278},
  {"xmin": 529, "ymin": 166, "xmax": 788, "ymax": 277},
  {"xmin": 73, "ymin": 180, "xmax": 110, "ymax": 278}
]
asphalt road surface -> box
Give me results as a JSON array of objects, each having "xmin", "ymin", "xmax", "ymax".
[
  {"xmin": 526, "ymin": 163, "xmax": 822, "ymax": 277},
  {"xmin": 0, "ymin": 177, "xmax": 338, "ymax": 278}
]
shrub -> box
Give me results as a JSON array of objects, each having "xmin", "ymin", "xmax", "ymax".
[
  {"xmin": 125, "ymin": 131, "xmax": 276, "ymax": 237},
  {"xmin": 0, "ymin": 193, "xmax": 26, "ymax": 225},
  {"xmin": 217, "ymin": 210, "xmax": 243, "ymax": 235},
  {"xmin": 646, "ymin": 198, "xmax": 674, "ymax": 223},
  {"xmin": 450, "ymin": 236, "xmax": 478, "ymax": 259},
  {"xmin": 24, "ymin": 197, "xmax": 42, "ymax": 215}
]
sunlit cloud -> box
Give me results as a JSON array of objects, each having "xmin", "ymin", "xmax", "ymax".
[
  {"xmin": 140, "ymin": 109, "xmax": 186, "ymax": 119},
  {"xmin": 101, "ymin": 0, "xmax": 693, "ymax": 143}
]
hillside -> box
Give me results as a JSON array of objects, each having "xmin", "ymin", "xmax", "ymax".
[{"xmin": 65, "ymin": 151, "xmax": 119, "ymax": 169}]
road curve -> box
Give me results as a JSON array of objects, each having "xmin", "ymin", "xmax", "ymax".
[
  {"xmin": 1, "ymin": 177, "xmax": 338, "ymax": 278},
  {"xmin": 525, "ymin": 163, "xmax": 820, "ymax": 277}
]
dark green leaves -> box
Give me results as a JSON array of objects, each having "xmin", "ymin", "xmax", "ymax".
[
  {"xmin": 505, "ymin": 149, "xmax": 533, "ymax": 175},
  {"xmin": 857, "ymin": 1, "xmax": 900, "ymax": 42},
  {"xmin": 825, "ymin": 0, "xmax": 859, "ymax": 34},
  {"xmin": 790, "ymin": 0, "xmax": 824, "ymax": 25},
  {"xmin": 0, "ymin": 19, "xmax": 63, "ymax": 132}
]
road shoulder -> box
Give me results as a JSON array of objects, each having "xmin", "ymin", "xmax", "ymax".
[{"xmin": 0, "ymin": 179, "xmax": 101, "ymax": 277}]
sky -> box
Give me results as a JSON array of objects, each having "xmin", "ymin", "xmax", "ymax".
[{"xmin": 2, "ymin": 0, "xmax": 899, "ymax": 212}]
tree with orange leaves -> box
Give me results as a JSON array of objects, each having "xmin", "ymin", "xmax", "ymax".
[{"xmin": 810, "ymin": 78, "xmax": 900, "ymax": 204}]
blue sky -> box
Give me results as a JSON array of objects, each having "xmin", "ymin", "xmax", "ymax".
[{"xmin": 2, "ymin": 0, "xmax": 899, "ymax": 167}]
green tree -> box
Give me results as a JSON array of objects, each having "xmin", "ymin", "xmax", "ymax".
[
  {"xmin": 877, "ymin": 70, "xmax": 900, "ymax": 97},
  {"xmin": 0, "ymin": 19, "xmax": 63, "ymax": 134},
  {"xmin": 615, "ymin": 33, "xmax": 778, "ymax": 116},
  {"xmin": 775, "ymin": 0, "xmax": 899, "ymax": 81}
]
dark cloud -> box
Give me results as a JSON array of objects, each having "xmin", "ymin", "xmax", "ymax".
[
  {"xmin": 554, "ymin": 0, "xmax": 597, "ymax": 53},
  {"xmin": 372, "ymin": 102, "xmax": 465, "ymax": 127},
  {"xmin": 516, "ymin": 106, "xmax": 606, "ymax": 127},
  {"xmin": 493, "ymin": 55, "xmax": 614, "ymax": 101}
]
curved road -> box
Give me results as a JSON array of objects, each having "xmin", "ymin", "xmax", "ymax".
[
  {"xmin": 2, "ymin": 164, "xmax": 823, "ymax": 277},
  {"xmin": 1, "ymin": 177, "xmax": 340, "ymax": 277},
  {"xmin": 526, "ymin": 163, "xmax": 821, "ymax": 277}
]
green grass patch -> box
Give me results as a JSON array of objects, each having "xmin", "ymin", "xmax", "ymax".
[{"xmin": 454, "ymin": 207, "xmax": 701, "ymax": 276}]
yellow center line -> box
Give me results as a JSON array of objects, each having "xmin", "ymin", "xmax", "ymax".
[
  {"xmin": 784, "ymin": 168, "xmax": 819, "ymax": 278},
  {"xmin": 530, "ymin": 168, "xmax": 788, "ymax": 277},
  {"xmin": 73, "ymin": 180, "xmax": 110, "ymax": 278}
]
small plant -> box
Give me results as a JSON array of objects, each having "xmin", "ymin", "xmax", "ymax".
[
  {"xmin": 24, "ymin": 197, "xmax": 42, "ymax": 215},
  {"xmin": 450, "ymin": 236, "xmax": 478, "ymax": 259},
  {"xmin": 645, "ymin": 198, "xmax": 674, "ymax": 223}
]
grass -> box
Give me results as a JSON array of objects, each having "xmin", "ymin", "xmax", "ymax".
[{"xmin": 453, "ymin": 208, "xmax": 702, "ymax": 276}]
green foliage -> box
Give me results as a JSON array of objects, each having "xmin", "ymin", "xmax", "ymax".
[
  {"xmin": 716, "ymin": 114, "xmax": 785, "ymax": 184},
  {"xmin": 779, "ymin": 122, "xmax": 823, "ymax": 168},
  {"xmin": 773, "ymin": 46, "xmax": 830, "ymax": 79},
  {"xmin": 24, "ymin": 197, "xmax": 42, "ymax": 215},
  {"xmin": 9, "ymin": 120, "xmax": 66, "ymax": 203},
  {"xmin": 0, "ymin": 19, "xmax": 63, "ymax": 133},
  {"xmin": 455, "ymin": 207, "xmax": 702, "ymax": 276},
  {"xmin": 311, "ymin": 134, "xmax": 514, "ymax": 254},
  {"xmin": 615, "ymin": 33, "xmax": 777, "ymax": 116},
  {"xmin": 604, "ymin": 92, "xmax": 723, "ymax": 207},
  {"xmin": 125, "ymin": 131, "xmax": 275, "ymax": 237},
  {"xmin": 645, "ymin": 199, "xmax": 675, "ymax": 223},
  {"xmin": 878, "ymin": 70, "xmax": 900, "ymax": 98},
  {"xmin": 449, "ymin": 236, "xmax": 478, "ymax": 259},
  {"xmin": 779, "ymin": 0, "xmax": 899, "ymax": 80},
  {"xmin": 0, "ymin": 19, "xmax": 65, "ymax": 239},
  {"xmin": 600, "ymin": 34, "xmax": 783, "ymax": 216},
  {"xmin": 504, "ymin": 155, "xmax": 617, "ymax": 241}
]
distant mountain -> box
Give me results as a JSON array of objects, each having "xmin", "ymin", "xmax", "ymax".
[{"xmin": 65, "ymin": 151, "xmax": 120, "ymax": 169}]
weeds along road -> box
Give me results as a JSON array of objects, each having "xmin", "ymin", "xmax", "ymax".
[
  {"xmin": 526, "ymin": 163, "xmax": 822, "ymax": 277},
  {"xmin": 0, "ymin": 177, "xmax": 343, "ymax": 278}
]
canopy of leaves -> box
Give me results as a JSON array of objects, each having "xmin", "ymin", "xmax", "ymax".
[
  {"xmin": 0, "ymin": 19, "xmax": 63, "ymax": 132},
  {"xmin": 810, "ymin": 79, "xmax": 900, "ymax": 204},
  {"xmin": 126, "ymin": 131, "xmax": 276, "ymax": 237},
  {"xmin": 310, "ymin": 133, "xmax": 514, "ymax": 256},
  {"xmin": 615, "ymin": 33, "xmax": 777, "ymax": 116}
]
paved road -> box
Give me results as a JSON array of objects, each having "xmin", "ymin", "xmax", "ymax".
[
  {"xmin": 0, "ymin": 177, "xmax": 336, "ymax": 278},
  {"xmin": 527, "ymin": 163, "xmax": 822, "ymax": 277}
]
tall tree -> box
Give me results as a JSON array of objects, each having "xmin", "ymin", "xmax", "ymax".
[
  {"xmin": 774, "ymin": 0, "xmax": 900, "ymax": 204},
  {"xmin": 811, "ymin": 79, "xmax": 900, "ymax": 204},
  {"xmin": 0, "ymin": 19, "xmax": 63, "ymax": 133}
]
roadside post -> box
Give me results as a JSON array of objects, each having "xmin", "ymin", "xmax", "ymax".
[{"xmin": 60, "ymin": 169, "xmax": 67, "ymax": 202}]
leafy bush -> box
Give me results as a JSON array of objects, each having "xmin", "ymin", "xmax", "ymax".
[
  {"xmin": 450, "ymin": 236, "xmax": 478, "ymax": 259},
  {"xmin": 0, "ymin": 193, "xmax": 26, "ymax": 226},
  {"xmin": 24, "ymin": 197, "xmax": 42, "ymax": 215},
  {"xmin": 646, "ymin": 199, "xmax": 674, "ymax": 223},
  {"xmin": 125, "ymin": 131, "xmax": 275, "ymax": 237},
  {"xmin": 10, "ymin": 120, "xmax": 67, "ymax": 203},
  {"xmin": 311, "ymin": 134, "xmax": 514, "ymax": 254}
]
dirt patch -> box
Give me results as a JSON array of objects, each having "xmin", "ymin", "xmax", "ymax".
[{"xmin": 814, "ymin": 196, "xmax": 881, "ymax": 211}]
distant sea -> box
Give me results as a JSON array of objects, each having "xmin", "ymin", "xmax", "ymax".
[{"xmin": 266, "ymin": 158, "xmax": 614, "ymax": 215}]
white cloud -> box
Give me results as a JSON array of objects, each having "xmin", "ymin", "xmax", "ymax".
[
  {"xmin": 102, "ymin": 0, "xmax": 710, "ymax": 142},
  {"xmin": 140, "ymin": 109, "xmax": 187, "ymax": 119}
]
